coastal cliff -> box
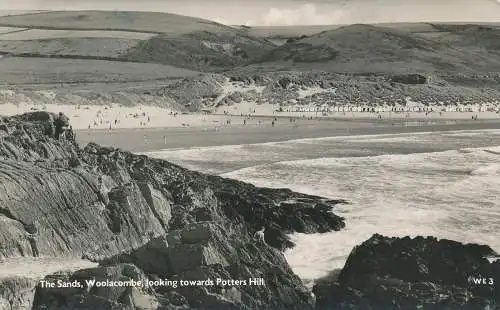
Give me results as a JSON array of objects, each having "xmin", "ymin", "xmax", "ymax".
[{"xmin": 0, "ymin": 111, "xmax": 345, "ymax": 309}]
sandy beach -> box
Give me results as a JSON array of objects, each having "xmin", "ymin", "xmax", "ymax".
[
  {"xmin": 1, "ymin": 102, "xmax": 499, "ymax": 130},
  {"xmin": 76, "ymin": 117, "xmax": 500, "ymax": 152},
  {"xmin": 2, "ymin": 102, "xmax": 500, "ymax": 152}
]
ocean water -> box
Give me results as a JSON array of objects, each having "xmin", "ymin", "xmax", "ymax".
[{"xmin": 145, "ymin": 129, "xmax": 500, "ymax": 286}]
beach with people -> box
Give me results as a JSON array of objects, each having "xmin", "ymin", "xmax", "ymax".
[{"xmin": 1, "ymin": 101, "xmax": 500, "ymax": 152}]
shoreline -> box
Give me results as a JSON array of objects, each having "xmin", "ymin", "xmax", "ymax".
[{"xmin": 76, "ymin": 118, "xmax": 500, "ymax": 152}]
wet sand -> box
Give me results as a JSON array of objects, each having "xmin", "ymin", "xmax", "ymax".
[{"xmin": 75, "ymin": 117, "xmax": 500, "ymax": 153}]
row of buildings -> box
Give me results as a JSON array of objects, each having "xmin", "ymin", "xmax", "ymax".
[{"xmin": 286, "ymin": 99, "xmax": 500, "ymax": 113}]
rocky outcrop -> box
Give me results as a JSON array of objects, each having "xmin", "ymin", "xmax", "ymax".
[
  {"xmin": 88, "ymin": 221, "xmax": 315, "ymax": 310},
  {"xmin": 391, "ymin": 74, "xmax": 428, "ymax": 84},
  {"xmin": 32, "ymin": 264, "xmax": 158, "ymax": 310},
  {"xmin": 0, "ymin": 112, "xmax": 346, "ymax": 309},
  {"xmin": 313, "ymin": 234, "xmax": 500, "ymax": 310},
  {"xmin": 0, "ymin": 277, "xmax": 38, "ymax": 310}
]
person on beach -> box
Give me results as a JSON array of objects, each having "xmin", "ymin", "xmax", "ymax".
[
  {"xmin": 66, "ymin": 126, "xmax": 75, "ymax": 141},
  {"xmin": 271, "ymin": 120, "xmax": 275, "ymax": 127},
  {"xmin": 254, "ymin": 227, "xmax": 266, "ymax": 245},
  {"xmin": 45, "ymin": 114, "xmax": 55, "ymax": 136},
  {"xmin": 25, "ymin": 220, "xmax": 40, "ymax": 256},
  {"xmin": 54, "ymin": 112, "xmax": 69, "ymax": 140}
]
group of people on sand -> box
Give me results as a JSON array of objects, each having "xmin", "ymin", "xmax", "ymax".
[
  {"xmin": 85, "ymin": 110, "xmax": 154, "ymax": 130},
  {"xmin": 46, "ymin": 112, "xmax": 74, "ymax": 140}
]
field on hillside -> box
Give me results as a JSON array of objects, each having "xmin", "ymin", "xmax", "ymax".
[
  {"xmin": 0, "ymin": 57, "xmax": 200, "ymax": 85},
  {"xmin": 243, "ymin": 25, "xmax": 341, "ymax": 38},
  {"xmin": 0, "ymin": 28, "xmax": 158, "ymax": 60},
  {"xmin": 242, "ymin": 22, "xmax": 499, "ymax": 38},
  {"xmin": 0, "ymin": 10, "xmax": 48, "ymax": 17},
  {"xmin": 243, "ymin": 23, "xmax": 437, "ymax": 38},
  {"xmin": 0, "ymin": 38, "xmax": 143, "ymax": 58},
  {"xmin": 0, "ymin": 26, "xmax": 26, "ymax": 34},
  {"xmin": 0, "ymin": 11, "xmax": 236, "ymax": 34},
  {"xmin": 0, "ymin": 29, "xmax": 156, "ymax": 40}
]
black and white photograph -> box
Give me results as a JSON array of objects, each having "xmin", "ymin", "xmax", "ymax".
[{"xmin": 0, "ymin": 0, "xmax": 499, "ymax": 309}]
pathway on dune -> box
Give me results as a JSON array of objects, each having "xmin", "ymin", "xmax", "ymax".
[{"xmin": 0, "ymin": 257, "xmax": 97, "ymax": 279}]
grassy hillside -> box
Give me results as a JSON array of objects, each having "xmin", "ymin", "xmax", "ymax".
[
  {"xmin": 124, "ymin": 31, "xmax": 276, "ymax": 71},
  {"xmin": 240, "ymin": 25, "xmax": 341, "ymax": 38},
  {"xmin": 0, "ymin": 38, "xmax": 140, "ymax": 58},
  {"xmin": 0, "ymin": 10, "xmax": 235, "ymax": 34},
  {"xmin": 0, "ymin": 57, "xmax": 200, "ymax": 85},
  {"xmin": 428, "ymin": 24, "xmax": 500, "ymax": 53},
  {"xmin": 238, "ymin": 22, "xmax": 500, "ymax": 39},
  {"xmin": 250, "ymin": 24, "xmax": 500, "ymax": 74},
  {"xmin": 0, "ymin": 12, "xmax": 499, "ymax": 75},
  {"xmin": 0, "ymin": 11, "xmax": 275, "ymax": 72}
]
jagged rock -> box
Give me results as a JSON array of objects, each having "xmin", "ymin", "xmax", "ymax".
[
  {"xmin": 227, "ymin": 92, "xmax": 243, "ymax": 103},
  {"xmin": 0, "ymin": 277, "xmax": 38, "ymax": 310},
  {"xmin": 313, "ymin": 234, "xmax": 500, "ymax": 310},
  {"xmin": 1, "ymin": 112, "xmax": 346, "ymax": 309},
  {"xmin": 80, "ymin": 222, "xmax": 315, "ymax": 310},
  {"xmin": 32, "ymin": 264, "xmax": 158, "ymax": 310}
]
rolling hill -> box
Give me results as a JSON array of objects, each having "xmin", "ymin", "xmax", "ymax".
[
  {"xmin": 0, "ymin": 10, "xmax": 498, "ymax": 109},
  {"xmin": 123, "ymin": 31, "xmax": 275, "ymax": 71},
  {"xmin": 249, "ymin": 24, "xmax": 500, "ymax": 75},
  {"xmin": 1, "ymin": 11, "xmax": 499, "ymax": 75},
  {"xmin": 0, "ymin": 10, "xmax": 235, "ymax": 34},
  {"xmin": 0, "ymin": 10, "xmax": 276, "ymax": 72}
]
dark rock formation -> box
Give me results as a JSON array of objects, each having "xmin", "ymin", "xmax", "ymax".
[
  {"xmin": 32, "ymin": 264, "xmax": 158, "ymax": 310},
  {"xmin": 391, "ymin": 74, "xmax": 428, "ymax": 84},
  {"xmin": 0, "ymin": 112, "xmax": 346, "ymax": 309},
  {"xmin": 313, "ymin": 234, "xmax": 500, "ymax": 310},
  {"xmin": 90, "ymin": 222, "xmax": 315, "ymax": 310},
  {"xmin": 0, "ymin": 277, "xmax": 38, "ymax": 309}
]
